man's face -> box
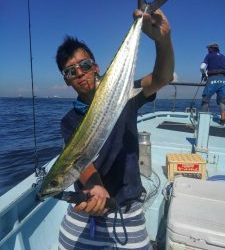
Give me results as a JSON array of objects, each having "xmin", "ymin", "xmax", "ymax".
[{"xmin": 63, "ymin": 48, "xmax": 99, "ymax": 95}]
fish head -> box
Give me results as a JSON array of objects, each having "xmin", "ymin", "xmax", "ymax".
[
  {"xmin": 38, "ymin": 167, "xmax": 80, "ymax": 199},
  {"xmin": 37, "ymin": 173, "xmax": 66, "ymax": 199}
]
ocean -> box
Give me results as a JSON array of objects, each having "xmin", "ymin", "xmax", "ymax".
[{"xmin": 0, "ymin": 97, "xmax": 219, "ymax": 196}]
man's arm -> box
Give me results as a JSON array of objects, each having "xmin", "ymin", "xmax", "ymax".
[
  {"xmin": 134, "ymin": 8, "xmax": 174, "ymax": 97},
  {"xmin": 200, "ymin": 62, "xmax": 208, "ymax": 82},
  {"xmin": 200, "ymin": 55, "xmax": 208, "ymax": 81}
]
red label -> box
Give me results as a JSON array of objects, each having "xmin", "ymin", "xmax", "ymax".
[{"xmin": 177, "ymin": 164, "xmax": 199, "ymax": 172}]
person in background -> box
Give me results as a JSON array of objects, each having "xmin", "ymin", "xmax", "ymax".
[
  {"xmin": 55, "ymin": 2, "xmax": 174, "ymax": 250},
  {"xmin": 200, "ymin": 43, "xmax": 225, "ymax": 125}
]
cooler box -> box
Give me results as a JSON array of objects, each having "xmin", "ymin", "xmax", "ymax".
[
  {"xmin": 166, "ymin": 177, "xmax": 225, "ymax": 249},
  {"xmin": 166, "ymin": 153, "xmax": 206, "ymax": 181}
]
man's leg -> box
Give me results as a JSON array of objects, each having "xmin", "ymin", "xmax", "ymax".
[
  {"xmin": 201, "ymin": 83, "xmax": 212, "ymax": 112},
  {"xmin": 201, "ymin": 76, "xmax": 219, "ymax": 113},
  {"xmin": 201, "ymin": 100, "xmax": 209, "ymax": 112},
  {"xmin": 216, "ymin": 79, "xmax": 225, "ymax": 124},
  {"xmin": 219, "ymin": 103, "xmax": 225, "ymax": 124}
]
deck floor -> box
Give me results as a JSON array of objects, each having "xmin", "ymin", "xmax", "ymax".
[{"xmin": 157, "ymin": 121, "xmax": 225, "ymax": 138}]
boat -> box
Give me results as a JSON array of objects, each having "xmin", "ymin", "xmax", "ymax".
[
  {"xmin": 2, "ymin": 0, "xmax": 225, "ymax": 248},
  {"xmin": 1, "ymin": 81, "xmax": 225, "ymax": 249}
]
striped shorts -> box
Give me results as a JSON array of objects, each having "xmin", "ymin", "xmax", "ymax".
[{"xmin": 59, "ymin": 202, "xmax": 152, "ymax": 250}]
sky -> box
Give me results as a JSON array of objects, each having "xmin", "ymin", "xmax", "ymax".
[{"xmin": 1, "ymin": 0, "xmax": 225, "ymax": 98}]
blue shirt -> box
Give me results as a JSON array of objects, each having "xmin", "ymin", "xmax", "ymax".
[
  {"xmin": 203, "ymin": 52, "xmax": 225, "ymax": 71},
  {"xmin": 61, "ymin": 90, "xmax": 156, "ymax": 205}
]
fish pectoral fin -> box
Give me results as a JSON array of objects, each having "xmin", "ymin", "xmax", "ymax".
[{"xmin": 129, "ymin": 87, "xmax": 142, "ymax": 99}]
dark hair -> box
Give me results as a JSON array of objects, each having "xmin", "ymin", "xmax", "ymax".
[{"xmin": 56, "ymin": 36, "xmax": 95, "ymax": 71}]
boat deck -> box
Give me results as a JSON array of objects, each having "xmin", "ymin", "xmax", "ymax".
[
  {"xmin": 137, "ymin": 111, "xmax": 225, "ymax": 242},
  {"xmin": 1, "ymin": 111, "xmax": 225, "ymax": 249},
  {"xmin": 138, "ymin": 111, "xmax": 225, "ymax": 159}
]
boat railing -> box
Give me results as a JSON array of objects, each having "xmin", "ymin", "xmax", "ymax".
[
  {"xmin": 168, "ymin": 81, "xmax": 205, "ymax": 112},
  {"xmin": 147, "ymin": 82, "xmax": 206, "ymax": 113}
]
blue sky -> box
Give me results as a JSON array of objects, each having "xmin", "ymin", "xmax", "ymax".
[{"xmin": 1, "ymin": 0, "xmax": 225, "ymax": 98}]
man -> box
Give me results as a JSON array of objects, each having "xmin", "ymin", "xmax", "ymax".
[
  {"xmin": 200, "ymin": 43, "xmax": 225, "ymax": 125},
  {"xmin": 56, "ymin": 3, "xmax": 174, "ymax": 250}
]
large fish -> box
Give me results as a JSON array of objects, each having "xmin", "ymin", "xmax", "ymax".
[{"xmin": 38, "ymin": 16, "xmax": 144, "ymax": 199}]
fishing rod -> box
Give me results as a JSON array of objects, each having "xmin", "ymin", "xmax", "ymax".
[
  {"xmin": 189, "ymin": 79, "xmax": 205, "ymax": 110},
  {"xmin": 138, "ymin": 0, "xmax": 168, "ymax": 13},
  {"xmin": 166, "ymin": 80, "xmax": 206, "ymax": 114},
  {"xmin": 27, "ymin": 0, "xmax": 45, "ymax": 178},
  {"xmin": 185, "ymin": 78, "xmax": 205, "ymax": 130}
]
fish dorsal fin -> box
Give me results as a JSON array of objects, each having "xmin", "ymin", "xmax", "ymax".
[{"xmin": 129, "ymin": 87, "xmax": 142, "ymax": 99}]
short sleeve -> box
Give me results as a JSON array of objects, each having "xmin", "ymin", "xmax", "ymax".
[{"xmin": 133, "ymin": 79, "xmax": 157, "ymax": 108}]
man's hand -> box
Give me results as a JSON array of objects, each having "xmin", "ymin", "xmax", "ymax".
[
  {"xmin": 133, "ymin": 2, "xmax": 174, "ymax": 96},
  {"xmin": 201, "ymin": 73, "xmax": 208, "ymax": 82},
  {"xmin": 133, "ymin": 5, "xmax": 170, "ymax": 43},
  {"xmin": 74, "ymin": 185, "xmax": 110, "ymax": 216}
]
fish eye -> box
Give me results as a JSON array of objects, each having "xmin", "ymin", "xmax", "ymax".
[{"xmin": 50, "ymin": 180, "xmax": 58, "ymax": 187}]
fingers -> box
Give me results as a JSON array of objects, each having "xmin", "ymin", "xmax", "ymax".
[
  {"xmin": 89, "ymin": 196, "xmax": 107, "ymax": 216},
  {"xmin": 74, "ymin": 185, "xmax": 110, "ymax": 216},
  {"xmin": 139, "ymin": 8, "xmax": 170, "ymax": 42},
  {"xmin": 144, "ymin": 10, "xmax": 163, "ymax": 27},
  {"xmin": 134, "ymin": 7, "xmax": 167, "ymax": 23},
  {"xmin": 133, "ymin": 7, "xmax": 165, "ymax": 25},
  {"xmin": 152, "ymin": 9, "xmax": 170, "ymax": 35},
  {"xmin": 74, "ymin": 201, "xmax": 88, "ymax": 212},
  {"xmin": 154, "ymin": 9, "xmax": 169, "ymax": 24},
  {"xmin": 74, "ymin": 196, "xmax": 107, "ymax": 216},
  {"xmin": 84, "ymin": 197, "xmax": 98, "ymax": 213},
  {"xmin": 133, "ymin": 9, "xmax": 143, "ymax": 19}
]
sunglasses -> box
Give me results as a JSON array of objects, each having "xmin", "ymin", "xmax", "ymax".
[{"xmin": 62, "ymin": 59, "xmax": 94, "ymax": 80}]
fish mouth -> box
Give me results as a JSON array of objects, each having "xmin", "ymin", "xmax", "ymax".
[{"xmin": 37, "ymin": 189, "xmax": 61, "ymax": 201}]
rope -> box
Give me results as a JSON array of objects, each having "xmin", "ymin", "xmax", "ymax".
[
  {"xmin": 88, "ymin": 202, "xmax": 128, "ymax": 245},
  {"xmin": 144, "ymin": 170, "xmax": 161, "ymax": 203},
  {"xmin": 113, "ymin": 203, "xmax": 128, "ymax": 246}
]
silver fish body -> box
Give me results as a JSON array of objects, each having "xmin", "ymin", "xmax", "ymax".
[{"xmin": 39, "ymin": 16, "xmax": 143, "ymax": 198}]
